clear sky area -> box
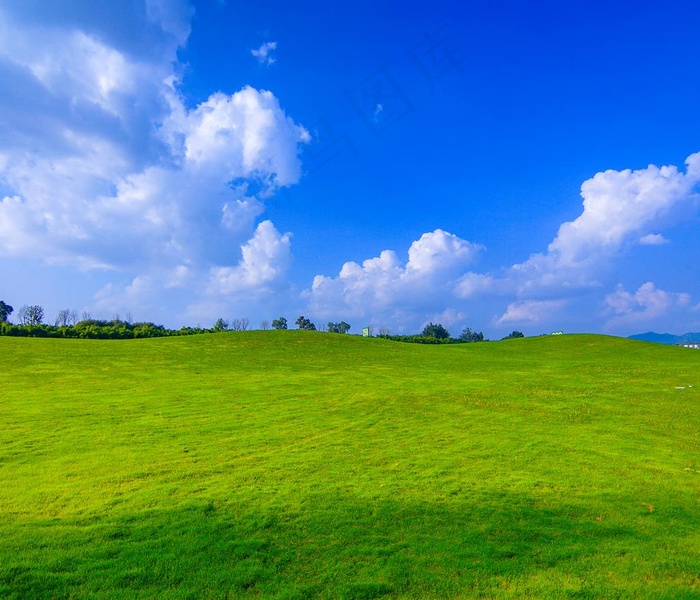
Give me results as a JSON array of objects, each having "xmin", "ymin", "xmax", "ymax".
[{"xmin": 1, "ymin": 0, "xmax": 699, "ymax": 336}]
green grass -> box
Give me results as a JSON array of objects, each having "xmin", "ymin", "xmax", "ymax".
[{"xmin": 1, "ymin": 332, "xmax": 699, "ymax": 598}]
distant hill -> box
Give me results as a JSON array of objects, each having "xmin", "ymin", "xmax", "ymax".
[{"xmin": 629, "ymin": 331, "xmax": 700, "ymax": 345}]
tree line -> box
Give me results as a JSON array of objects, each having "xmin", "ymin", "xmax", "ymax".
[
  {"xmin": 0, "ymin": 300, "xmax": 523, "ymax": 341},
  {"xmin": 0, "ymin": 301, "xmax": 213, "ymax": 339},
  {"xmin": 377, "ymin": 322, "xmax": 524, "ymax": 344}
]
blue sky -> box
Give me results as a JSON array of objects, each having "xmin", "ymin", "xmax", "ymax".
[{"xmin": 1, "ymin": 0, "xmax": 699, "ymax": 336}]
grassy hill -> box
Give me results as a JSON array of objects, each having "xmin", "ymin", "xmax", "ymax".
[{"xmin": 1, "ymin": 332, "xmax": 699, "ymax": 599}]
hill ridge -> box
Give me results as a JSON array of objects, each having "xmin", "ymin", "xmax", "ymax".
[{"xmin": 629, "ymin": 331, "xmax": 700, "ymax": 345}]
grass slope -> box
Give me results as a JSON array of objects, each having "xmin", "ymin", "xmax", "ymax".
[{"xmin": 1, "ymin": 333, "xmax": 699, "ymax": 599}]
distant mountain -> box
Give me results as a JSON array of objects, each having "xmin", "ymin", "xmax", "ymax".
[{"xmin": 629, "ymin": 332, "xmax": 700, "ymax": 345}]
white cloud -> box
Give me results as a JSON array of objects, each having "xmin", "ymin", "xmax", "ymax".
[
  {"xmin": 221, "ymin": 199, "xmax": 266, "ymax": 234},
  {"xmin": 604, "ymin": 282, "xmax": 690, "ymax": 327},
  {"xmin": 209, "ymin": 220, "xmax": 291, "ymax": 295},
  {"xmin": 496, "ymin": 299, "xmax": 566, "ymax": 325},
  {"xmin": 551, "ymin": 155, "xmax": 699, "ymax": 261},
  {"xmin": 166, "ymin": 87, "xmax": 309, "ymax": 187},
  {"xmin": 0, "ymin": 5, "xmax": 181, "ymax": 171},
  {"xmin": 304, "ymin": 153, "xmax": 700, "ymax": 334},
  {"xmin": 308, "ymin": 229, "xmax": 483, "ymax": 324},
  {"xmin": 639, "ymin": 233, "xmax": 669, "ymax": 246},
  {"xmin": 0, "ymin": 2, "xmax": 311, "ymax": 328},
  {"xmin": 454, "ymin": 272, "xmax": 497, "ymax": 298},
  {"xmin": 508, "ymin": 153, "xmax": 700, "ymax": 294},
  {"xmin": 405, "ymin": 229, "xmax": 481, "ymax": 275},
  {"xmin": 0, "ymin": 84, "xmax": 308, "ymax": 269},
  {"xmin": 0, "ymin": 5, "xmax": 308, "ymax": 278},
  {"xmin": 360, "ymin": 155, "xmax": 698, "ymax": 331},
  {"xmin": 90, "ymin": 221, "xmax": 293, "ymax": 325},
  {"xmin": 476, "ymin": 156, "xmax": 700, "ymax": 331},
  {"xmin": 251, "ymin": 41, "xmax": 277, "ymax": 65},
  {"xmin": 93, "ymin": 274, "xmax": 161, "ymax": 319},
  {"xmin": 165, "ymin": 265, "xmax": 193, "ymax": 288}
]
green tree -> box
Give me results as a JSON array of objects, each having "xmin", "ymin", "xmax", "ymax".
[
  {"xmin": 502, "ymin": 330, "xmax": 524, "ymax": 340},
  {"xmin": 327, "ymin": 321, "xmax": 351, "ymax": 334},
  {"xmin": 271, "ymin": 317, "xmax": 288, "ymax": 330},
  {"xmin": 421, "ymin": 322, "xmax": 450, "ymax": 339},
  {"xmin": 295, "ymin": 315, "xmax": 316, "ymax": 331},
  {"xmin": 0, "ymin": 301, "xmax": 13, "ymax": 323},
  {"xmin": 213, "ymin": 318, "xmax": 229, "ymax": 331},
  {"xmin": 459, "ymin": 327, "xmax": 484, "ymax": 343}
]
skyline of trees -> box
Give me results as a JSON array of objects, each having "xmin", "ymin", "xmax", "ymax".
[{"xmin": 0, "ymin": 299, "xmax": 523, "ymax": 342}]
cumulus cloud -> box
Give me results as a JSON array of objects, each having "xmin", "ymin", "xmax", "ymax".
[
  {"xmin": 0, "ymin": 2, "xmax": 308, "ymax": 303},
  {"xmin": 0, "ymin": 79, "xmax": 308, "ymax": 267},
  {"xmin": 496, "ymin": 299, "xmax": 566, "ymax": 325},
  {"xmin": 164, "ymin": 87, "xmax": 309, "ymax": 187},
  {"xmin": 0, "ymin": 1, "xmax": 313, "ymax": 328},
  {"xmin": 0, "ymin": 2, "xmax": 186, "ymax": 172},
  {"xmin": 552, "ymin": 158, "xmax": 697, "ymax": 257},
  {"xmin": 405, "ymin": 228, "xmax": 481, "ymax": 274},
  {"xmin": 304, "ymin": 153, "xmax": 700, "ymax": 333},
  {"xmin": 308, "ymin": 229, "xmax": 483, "ymax": 325},
  {"xmin": 509, "ymin": 153, "xmax": 700, "ymax": 294},
  {"xmin": 476, "ymin": 156, "xmax": 698, "ymax": 332},
  {"xmin": 209, "ymin": 220, "xmax": 291, "ymax": 295},
  {"xmin": 251, "ymin": 41, "xmax": 277, "ymax": 65},
  {"xmin": 91, "ymin": 221, "xmax": 293, "ymax": 324},
  {"xmin": 604, "ymin": 282, "xmax": 690, "ymax": 327},
  {"xmin": 307, "ymin": 146, "xmax": 700, "ymax": 332}
]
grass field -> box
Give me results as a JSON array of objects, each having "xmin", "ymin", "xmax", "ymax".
[{"xmin": 1, "ymin": 332, "xmax": 699, "ymax": 598}]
